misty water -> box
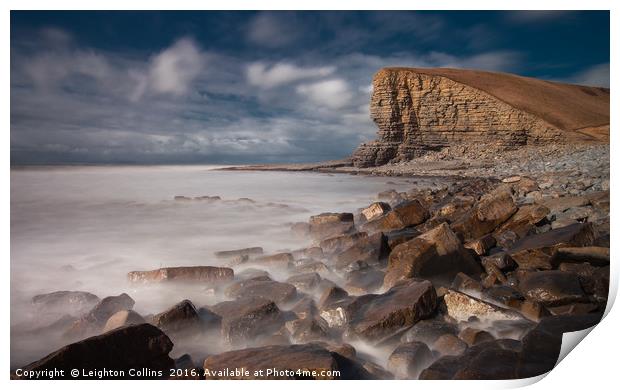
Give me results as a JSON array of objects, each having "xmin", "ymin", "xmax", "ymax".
[{"xmin": 11, "ymin": 165, "xmax": 449, "ymax": 369}]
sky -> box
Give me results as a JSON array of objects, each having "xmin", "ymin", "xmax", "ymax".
[{"xmin": 10, "ymin": 11, "xmax": 610, "ymax": 164}]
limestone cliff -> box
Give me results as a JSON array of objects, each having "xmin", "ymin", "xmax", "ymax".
[{"xmin": 352, "ymin": 68, "xmax": 610, "ymax": 167}]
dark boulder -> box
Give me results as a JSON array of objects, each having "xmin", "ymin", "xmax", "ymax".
[{"xmin": 387, "ymin": 341, "xmax": 434, "ymax": 379}]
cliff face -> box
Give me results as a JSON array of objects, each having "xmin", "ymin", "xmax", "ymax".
[{"xmin": 352, "ymin": 68, "xmax": 610, "ymax": 167}]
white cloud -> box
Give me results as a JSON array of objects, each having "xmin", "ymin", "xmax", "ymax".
[
  {"xmin": 133, "ymin": 38, "xmax": 206, "ymax": 100},
  {"xmin": 568, "ymin": 63, "xmax": 610, "ymax": 88},
  {"xmin": 296, "ymin": 79, "xmax": 353, "ymax": 109},
  {"xmin": 246, "ymin": 62, "xmax": 336, "ymax": 89}
]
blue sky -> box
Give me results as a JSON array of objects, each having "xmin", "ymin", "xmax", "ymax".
[{"xmin": 10, "ymin": 11, "xmax": 610, "ymax": 164}]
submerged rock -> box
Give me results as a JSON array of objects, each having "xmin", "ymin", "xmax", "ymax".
[
  {"xmin": 308, "ymin": 213, "xmax": 355, "ymax": 241},
  {"xmin": 214, "ymin": 247, "xmax": 263, "ymax": 259},
  {"xmin": 102, "ymin": 310, "xmax": 145, "ymax": 333},
  {"xmin": 387, "ymin": 341, "xmax": 434, "ymax": 379},
  {"xmin": 31, "ymin": 291, "xmax": 100, "ymax": 318},
  {"xmin": 203, "ymin": 343, "xmax": 375, "ymax": 379},
  {"xmin": 152, "ymin": 300, "xmax": 203, "ymax": 336},
  {"xmin": 127, "ymin": 266, "xmax": 234, "ymax": 284},
  {"xmin": 17, "ymin": 324, "xmax": 174, "ymax": 379}
]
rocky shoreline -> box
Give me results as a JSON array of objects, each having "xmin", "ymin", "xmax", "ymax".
[{"xmin": 12, "ymin": 148, "xmax": 610, "ymax": 379}]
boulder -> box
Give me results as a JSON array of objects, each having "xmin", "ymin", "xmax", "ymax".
[
  {"xmin": 385, "ymin": 227, "xmax": 421, "ymax": 249},
  {"xmin": 31, "ymin": 291, "xmax": 100, "ymax": 318},
  {"xmin": 333, "ymin": 232, "xmax": 388, "ymax": 270},
  {"xmin": 152, "ymin": 300, "xmax": 202, "ymax": 335},
  {"xmin": 432, "ymin": 334, "xmax": 468, "ymax": 356},
  {"xmin": 225, "ymin": 279, "xmax": 297, "ymax": 304},
  {"xmin": 102, "ymin": 310, "xmax": 145, "ymax": 333},
  {"xmin": 518, "ymin": 270, "xmax": 587, "ymax": 306},
  {"xmin": 361, "ymin": 202, "xmax": 391, "ymax": 221},
  {"xmin": 383, "ymin": 223, "xmax": 482, "ymax": 289},
  {"xmin": 450, "ymin": 272, "xmax": 482, "ymax": 293},
  {"xmin": 214, "ymin": 247, "xmax": 263, "ymax": 259},
  {"xmin": 286, "ymin": 316, "xmax": 331, "ymax": 343},
  {"xmin": 66, "ymin": 293, "xmax": 135, "ymax": 337},
  {"xmin": 442, "ymin": 290, "xmax": 525, "ymax": 322},
  {"xmin": 363, "ymin": 200, "xmax": 429, "ymax": 232},
  {"xmin": 508, "ymin": 223, "xmax": 599, "ymax": 269},
  {"xmin": 451, "ymin": 187, "xmax": 517, "ymax": 240},
  {"xmin": 18, "ymin": 324, "xmax": 174, "ymax": 378},
  {"xmin": 495, "ymin": 204, "xmax": 549, "ymax": 238},
  {"xmin": 553, "ymin": 246, "xmax": 610, "ymax": 267},
  {"xmin": 344, "ymin": 268, "xmax": 384, "ymax": 295},
  {"xmin": 541, "ymin": 196, "xmax": 590, "ymax": 214},
  {"xmin": 252, "ymin": 253, "xmax": 294, "ymax": 268},
  {"xmin": 209, "ymin": 297, "xmax": 284, "ymax": 345},
  {"xmin": 387, "ymin": 341, "xmax": 434, "ymax": 379},
  {"xmin": 458, "ymin": 327, "xmax": 494, "ymax": 346},
  {"xmin": 400, "ymin": 318, "xmax": 459, "ymax": 345},
  {"xmin": 464, "ymin": 234, "xmax": 496, "ymax": 256},
  {"xmin": 127, "ymin": 266, "xmax": 234, "ymax": 284},
  {"xmin": 203, "ymin": 343, "xmax": 375, "ymax": 379},
  {"xmin": 345, "ymin": 279, "xmax": 437, "ymax": 341},
  {"xmin": 319, "ymin": 232, "xmax": 367, "ymax": 255},
  {"xmin": 308, "ymin": 213, "xmax": 355, "ymax": 241},
  {"xmin": 291, "ymin": 246, "xmax": 324, "ymax": 260},
  {"xmin": 286, "ymin": 273, "xmax": 322, "ymax": 292}
]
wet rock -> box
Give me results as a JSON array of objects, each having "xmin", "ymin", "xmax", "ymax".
[
  {"xmin": 480, "ymin": 252, "xmax": 516, "ymax": 271},
  {"xmin": 214, "ymin": 247, "xmax": 263, "ymax": 259},
  {"xmin": 296, "ymin": 260, "xmax": 331, "ymax": 274},
  {"xmin": 442, "ymin": 290, "xmax": 525, "ymax": 322},
  {"xmin": 493, "ymin": 229, "xmax": 519, "ymax": 249},
  {"xmin": 496, "ymin": 204, "xmax": 549, "ymax": 238},
  {"xmin": 128, "ymin": 266, "xmax": 234, "ymax": 284},
  {"xmin": 482, "ymin": 286, "xmax": 524, "ymax": 309},
  {"xmin": 361, "ymin": 202, "xmax": 391, "ymax": 221},
  {"xmin": 308, "ymin": 212, "xmax": 355, "ymax": 241},
  {"xmin": 235, "ymin": 268, "xmax": 270, "ymax": 280},
  {"xmin": 152, "ymin": 300, "xmax": 202, "ymax": 336},
  {"xmin": 541, "ymin": 196, "xmax": 590, "ymax": 214},
  {"xmin": 318, "ymin": 285, "xmax": 349, "ymax": 309},
  {"xmin": 547, "ymin": 303, "xmax": 599, "ymax": 316},
  {"xmin": 387, "ymin": 341, "xmax": 434, "ymax": 379},
  {"xmin": 400, "ymin": 317, "xmax": 459, "ymax": 344},
  {"xmin": 383, "ymin": 223, "xmax": 482, "ymax": 288},
  {"xmin": 286, "ymin": 316, "xmax": 330, "ymax": 343},
  {"xmin": 344, "ymin": 268, "xmax": 384, "ymax": 295},
  {"xmin": 252, "ymin": 253, "xmax": 294, "ymax": 268},
  {"xmin": 508, "ymin": 222, "xmax": 599, "ymax": 269},
  {"xmin": 451, "ymin": 187, "xmax": 517, "ymax": 240},
  {"xmin": 102, "ymin": 310, "xmax": 145, "ymax": 333},
  {"xmin": 421, "ymin": 340, "xmax": 521, "ymax": 379},
  {"xmin": 226, "ymin": 279, "xmax": 297, "ymax": 304},
  {"xmin": 518, "ymin": 270, "xmax": 587, "ymax": 306},
  {"xmin": 333, "ymin": 232, "xmax": 388, "ymax": 270},
  {"xmin": 464, "ymin": 234, "xmax": 496, "ymax": 255},
  {"xmin": 346, "ymin": 279, "xmax": 437, "ymax": 341},
  {"xmin": 210, "ymin": 297, "xmax": 284, "ymax": 346},
  {"xmin": 286, "ymin": 273, "xmax": 321, "ymax": 292},
  {"xmin": 450, "ymin": 272, "xmax": 482, "ymax": 293},
  {"xmin": 31, "ymin": 291, "xmax": 100, "ymax": 318},
  {"xmin": 553, "ymin": 246, "xmax": 610, "ymax": 267},
  {"xmin": 291, "ymin": 297, "xmax": 319, "ymax": 320},
  {"xmin": 363, "ymin": 200, "xmax": 429, "ymax": 232},
  {"xmin": 385, "ymin": 227, "xmax": 421, "ymax": 249},
  {"xmin": 66, "ymin": 293, "xmax": 135, "ymax": 337},
  {"xmin": 18, "ymin": 324, "xmax": 174, "ymax": 378},
  {"xmin": 291, "ymin": 246, "xmax": 324, "ymax": 260},
  {"xmin": 458, "ymin": 327, "xmax": 494, "ymax": 346},
  {"xmin": 319, "ymin": 232, "xmax": 367, "ymax": 255},
  {"xmin": 432, "ymin": 334, "xmax": 468, "ymax": 356},
  {"xmin": 202, "ymin": 343, "xmax": 375, "ymax": 379}
]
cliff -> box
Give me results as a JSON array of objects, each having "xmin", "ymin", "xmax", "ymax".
[{"xmin": 351, "ymin": 68, "xmax": 610, "ymax": 167}]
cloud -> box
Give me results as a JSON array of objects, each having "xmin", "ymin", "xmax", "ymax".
[
  {"xmin": 132, "ymin": 38, "xmax": 207, "ymax": 100},
  {"xmin": 296, "ymin": 79, "xmax": 353, "ymax": 109},
  {"xmin": 247, "ymin": 12, "xmax": 301, "ymax": 48},
  {"xmin": 566, "ymin": 63, "xmax": 610, "ymax": 88},
  {"xmin": 246, "ymin": 62, "xmax": 336, "ymax": 89}
]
